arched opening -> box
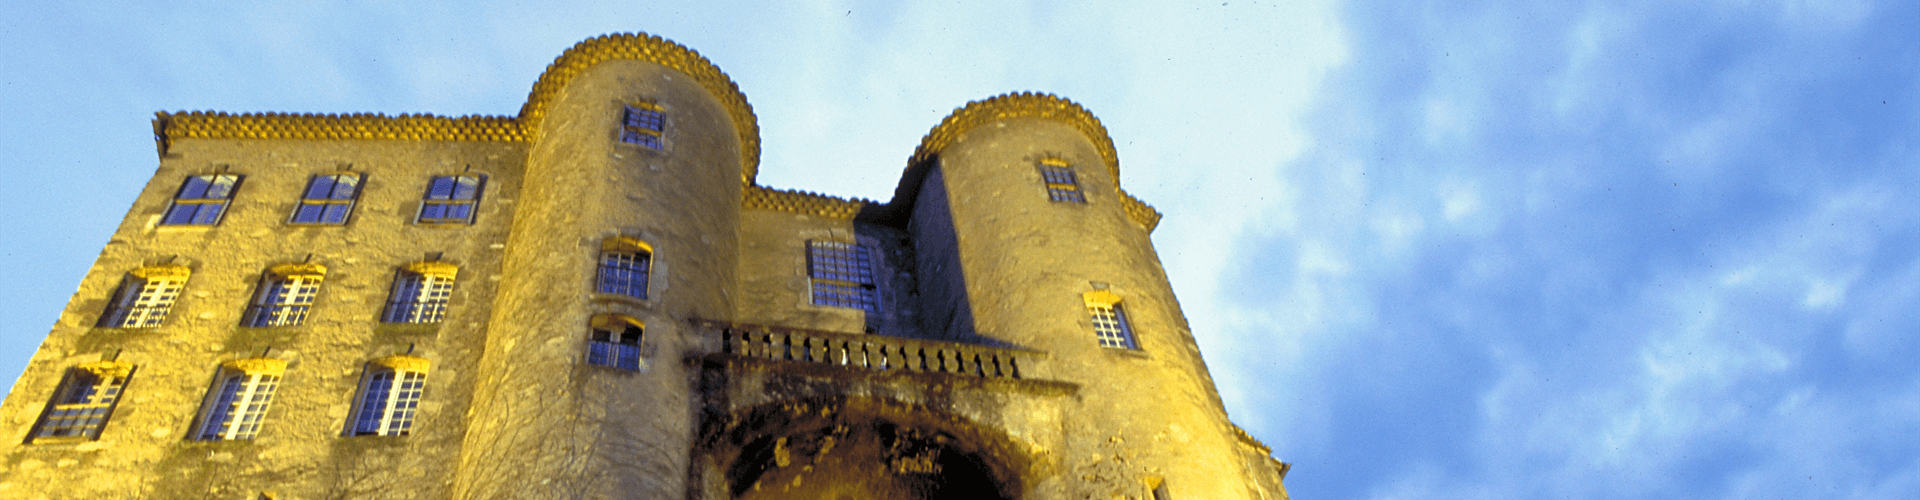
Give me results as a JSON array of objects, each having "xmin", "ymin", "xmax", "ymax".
[{"xmin": 708, "ymin": 398, "xmax": 1023, "ymax": 500}]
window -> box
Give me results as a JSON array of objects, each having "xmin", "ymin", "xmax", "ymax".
[
  {"xmin": 619, "ymin": 103, "xmax": 665, "ymax": 149},
  {"xmin": 349, "ymin": 356, "xmax": 429, "ymax": 437},
  {"xmin": 97, "ymin": 265, "xmax": 190, "ymax": 328},
  {"xmin": 1084, "ymin": 290, "xmax": 1139, "ymax": 349},
  {"xmin": 1038, "ymin": 158, "xmax": 1086, "ymax": 203},
  {"xmin": 29, "ymin": 361, "xmax": 134, "ymax": 442},
  {"xmin": 242, "ymin": 263, "xmax": 326, "ymax": 327},
  {"xmin": 195, "ymin": 359, "xmax": 286, "ymax": 441},
  {"xmin": 161, "ymin": 174, "xmax": 241, "ymax": 226},
  {"xmin": 417, "ymin": 175, "xmax": 484, "ymax": 224},
  {"xmin": 808, "ymin": 240, "xmax": 878, "ymax": 312},
  {"xmin": 596, "ymin": 238, "xmax": 652, "ymax": 299},
  {"xmin": 382, "ymin": 262, "xmax": 456, "ymax": 323},
  {"xmin": 586, "ymin": 314, "xmax": 644, "ymax": 371},
  {"xmin": 288, "ymin": 173, "xmax": 361, "ymax": 224}
]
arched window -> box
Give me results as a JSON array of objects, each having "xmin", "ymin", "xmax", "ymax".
[
  {"xmin": 1083, "ymin": 290, "xmax": 1138, "ymax": 349},
  {"xmin": 288, "ymin": 172, "xmax": 362, "ymax": 225},
  {"xmin": 195, "ymin": 358, "xmax": 286, "ymax": 441},
  {"xmin": 29, "ymin": 360, "xmax": 135, "ymax": 442},
  {"xmin": 160, "ymin": 174, "xmax": 241, "ymax": 226},
  {"xmin": 417, "ymin": 175, "xmax": 485, "ymax": 224},
  {"xmin": 596, "ymin": 237, "xmax": 652, "ymax": 299},
  {"xmin": 382, "ymin": 262, "xmax": 457, "ymax": 324},
  {"xmin": 586, "ymin": 314, "xmax": 644, "ymax": 371},
  {"xmin": 349, "ymin": 356, "xmax": 429, "ymax": 436},
  {"xmin": 242, "ymin": 263, "xmax": 326, "ymax": 327},
  {"xmin": 97, "ymin": 264, "xmax": 191, "ymax": 328}
]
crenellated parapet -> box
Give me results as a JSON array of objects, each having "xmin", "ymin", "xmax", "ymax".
[
  {"xmin": 912, "ymin": 92, "xmax": 1162, "ymax": 231},
  {"xmin": 743, "ymin": 185, "xmax": 871, "ymax": 219}
]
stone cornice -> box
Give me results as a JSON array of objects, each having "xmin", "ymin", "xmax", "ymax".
[
  {"xmin": 152, "ymin": 32, "xmax": 763, "ymax": 185},
  {"xmin": 744, "ymin": 185, "xmax": 871, "ymax": 219},
  {"xmin": 910, "ymin": 92, "xmax": 1161, "ymax": 231},
  {"xmin": 520, "ymin": 33, "xmax": 760, "ymax": 185}
]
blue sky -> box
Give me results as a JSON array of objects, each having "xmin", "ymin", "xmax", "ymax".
[{"xmin": 3, "ymin": 1, "xmax": 1916, "ymax": 498}]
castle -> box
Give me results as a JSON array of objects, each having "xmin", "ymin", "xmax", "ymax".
[{"xmin": 0, "ymin": 33, "xmax": 1290, "ymax": 499}]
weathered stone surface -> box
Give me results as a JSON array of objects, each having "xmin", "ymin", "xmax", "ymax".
[{"xmin": 0, "ymin": 33, "xmax": 1287, "ymax": 500}]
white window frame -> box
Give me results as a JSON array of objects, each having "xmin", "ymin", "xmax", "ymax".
[
  {"xmin": 195, "ymin": 359, "xmax": 286, "ymax": 441},
  {"xmin": 243, "ymin": 265, "xmax": 325, "ymax": 327},
  {"xmin": 99, "ymin": 266, "xmax": 189, "ymax": 328},
  {"xmin": 586, "ymin": 315, "xmax": 645, "ymax": 371},
  {"xmin": 348, "ymin": 357, "xmax": 428, "ymax": 437},
  {"xmin": 382, "ymin": 263, "xmax": 457, "ymax": 323},
  {"xmin": 30, "ymin": 361, "xmax": 134, "ymax": 442},
  {"xmin": 1084, "ymin": 290, "xmax": 1140, "ymax": 350}
]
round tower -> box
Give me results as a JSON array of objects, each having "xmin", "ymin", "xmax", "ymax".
[
  {"xmin": 913, "ymin": 93, "xmax": 1261, "ymax": 498},
  {"xmin": 455, "ymin": 33, "xmax": 754, "ymax": 500}
]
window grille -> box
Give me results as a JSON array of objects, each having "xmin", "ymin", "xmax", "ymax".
[
  {"xmin": 808, "ymin": 241, "xmax": 878, "ymax": 312},
  {"xmin": 161, "ymin": 174, "xmax": 241, "ymax": 226},
  {"xmin": 382, "ymin": 264, "xmax": 455, "ymax": 323},
  {"xmin": 619, "ymin": 103, "xmax": 665, "ymax": 149},
  {"xmin": 30, "ymin": 364, "xmax": 132, "ymax": 441},
  {"xmin": 1038, "ymin": 159, "xmax": 1086, "ymax": 203},
  {"xmin": 98, "ymin": 268, "xmax": 187, "ymax": 328},
  {"xmin": 242, "ymin": 265, "xmax": 324, "ymax": 327},
  {"xmin": 196, "ymin": 370, "xmax": 280, "ymax": 441},
  {"xmin": 418, "ymin": 175, "xmax": 484, "ymax": 224},
  {"xmin": 351, "ymin": 364, "xmax": 426, "ymax": 436},
  {"xmin": 597, "ymin": 238, "xmax": 652, "ymax": 299},
  {"xmin": 1084, "ymin": 290, "xmax": 1140, "ymax": 349},
  {"xmin": 586, "ymin": 315, "xmax": 644, "ymax": 371},
  {"xmin": 289, "ymin": 173, "xmax": 361, "ymax": 224}
]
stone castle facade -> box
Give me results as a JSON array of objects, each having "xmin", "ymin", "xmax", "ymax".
[{"xmin": 0, "ymin": 33, "xmax": 1290, "ymax": 499}]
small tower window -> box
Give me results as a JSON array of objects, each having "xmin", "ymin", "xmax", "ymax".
[
  {"xmin": 1037, "ymin": 158, "xmax": 1086, "ymax": 203},
  {"xmin": 597, "ymin": 238, "xmax": 652, "ymax": 299},
  {"xmin": 620, "ymin": 103, "xmax": 666, "ymax": 149},
  {"xmin": 29, "ymin": 361, "xmax": 135, "ymax": 442},
  {"xmin": 586, "ymin": 314, "xmax": 644, "ymax": 371},
  {"xmin": 349, "ymin": 356, "xmax": 429, "ymax": 437},
  {"xmin": 161, "ymin": 174, "xmax": 241, "ymax": 226},
  {"xmin": 98, "ymin": 265, "xmax": 191, "ymax": 328},
  {"xmin": 1084, "ymin": 290, "xmax": 1139, "ymax": 349},
  {"xmin": 195, "ymin": 358, "xmax": 286, "ymax": 441},
  {"xmin": 242, "ymin": 263, "xmax": 326, "ymax": 327},
  {"xmin": 417, "ymin": 175, "xmax": 484, "ymax": 224},
  {"xmin": 288, "ymin": 173, "xmax": 361, "ymax": 225},
  {"xmin": 808, "ymin": 240, "xmax": 878, "ymax": 312},
  {"xmin": 382, "ymin": 262, "xmax": 457, "ymax": 324}
]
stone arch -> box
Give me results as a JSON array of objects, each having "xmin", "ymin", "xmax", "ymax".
[{"xmin": 700, "ymin": 396, "xmax": 1030, "ymax": 500}]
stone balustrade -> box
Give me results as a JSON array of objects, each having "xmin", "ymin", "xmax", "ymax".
[{"xmin": 712, "ymin": 324, "xmax": 1040, "ymax": 380}]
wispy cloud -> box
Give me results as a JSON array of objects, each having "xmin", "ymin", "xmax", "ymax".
[{"xmin": 1222, "ymin": 0, "xmax": 1920, "ymax": 498}]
